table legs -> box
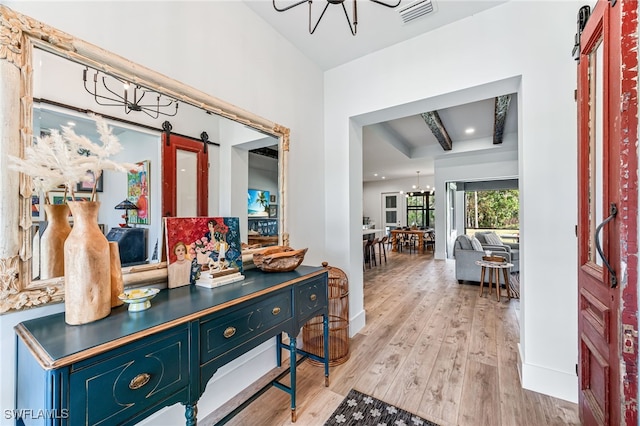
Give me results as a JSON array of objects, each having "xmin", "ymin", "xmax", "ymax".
[{"xmin": 479, "ymin": 266, "xmax": 512, "ymax": 302}]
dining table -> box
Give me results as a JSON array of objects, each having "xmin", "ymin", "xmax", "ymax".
[{"xmin": 390, "ymin": 228, "xmax": 434, "ymax": 253}]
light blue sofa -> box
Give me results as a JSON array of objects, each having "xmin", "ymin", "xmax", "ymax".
[{"xmin": 453, "ymin": 234, "xmax": 512, "ymax": 284}]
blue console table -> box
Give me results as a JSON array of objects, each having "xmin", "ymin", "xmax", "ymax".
[{"xmin": 14, "ymin": 265, "xmax": 329, "ymax": 425}]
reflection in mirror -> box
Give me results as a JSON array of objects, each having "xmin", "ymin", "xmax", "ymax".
[
  {"xmin": 31, "ymin": 47, "xmax": 283, "ymax": 281},
  {"xmin": 31, "ymin": 106, "xmax": 163, "ymax": 281},
  {"xmin": 0, "ymin": 5, "xmax": 290, "ymax": 313},
  {"xmin": 247, "ymin": 145, "xmax": 279, "ymax": 247}
]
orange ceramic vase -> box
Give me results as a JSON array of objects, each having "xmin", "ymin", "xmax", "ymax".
[
  {"xmin": 64, "ymin": 201, "xmax": 111, "ymax": 325},
  {"xmin": 40, "ymin": 204, "xmax": 72, "ymax": 280}
]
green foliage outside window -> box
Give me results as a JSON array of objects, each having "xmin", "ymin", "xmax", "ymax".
[{"xmin": 465, "ymin": 190, "xmax": 519, "ymax": 229}]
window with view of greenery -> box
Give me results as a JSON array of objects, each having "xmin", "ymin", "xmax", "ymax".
[
  {"xmin": 407, "ymin": 193, "xmax": 435, "ymax": 228},
  {"xmin": 465, "ymin": 189, "xmax": 519, "ymax": 229}
]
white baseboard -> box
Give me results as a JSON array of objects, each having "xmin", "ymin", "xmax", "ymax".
[
  {"xmin": 520, "ymin": 356, "xmax": 578, "ymax": 403},
  {"xmin": 350, "ymin": 308, "xmax": 366, "ymax": 336}
]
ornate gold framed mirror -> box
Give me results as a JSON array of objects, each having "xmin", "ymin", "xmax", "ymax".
[{"xmin": 0, "ymin": 5, "xmax": 289, "ymax": 313}]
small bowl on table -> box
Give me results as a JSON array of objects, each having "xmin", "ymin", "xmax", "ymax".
[{"xmin": 118, "ymin": 288, "xmax": 160, "ymax": 312}]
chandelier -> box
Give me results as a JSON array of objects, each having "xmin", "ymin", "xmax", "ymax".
[
  {"xmin": 400, "ymin": 171, "xmax": 432, "ymax": 197},
  {"xmin": 273, "ymin": 0, "xmax": 402, "ymax": 36},
  {"xmin": 82, "ymin": 67, "xmax": 179, "ymax": 119}
]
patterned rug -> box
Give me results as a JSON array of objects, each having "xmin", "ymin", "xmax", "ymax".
[
  {"xmin": 324, "ymin": 389, "xmax": 439, "ymax": 426},
  {"xmin": 510, "ymin": 272, "xmax": 520, "ymax": 299}
]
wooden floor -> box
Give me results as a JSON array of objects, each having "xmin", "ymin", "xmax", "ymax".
[{"xmin": 204, "ymin": 249, "xmax": 580, "ymax": 426}]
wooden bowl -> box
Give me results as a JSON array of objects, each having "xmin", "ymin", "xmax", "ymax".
[{"xmin": 252, "ymin": 246, "xmax": 308, "ymax": 272}]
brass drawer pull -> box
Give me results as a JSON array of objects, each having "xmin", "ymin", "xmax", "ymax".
[
  {"xmin": 223, "ymin": 326, "xmax": 236, "ymax": 338},
  {"xmin": 309, "ymin": 293, "xmax": 317, "ymax": 301},
  {"xmin": 272, "ymin": 306, "xmax": 281, "ymax": 315},
  {"xmin": 129, "ymin": 373, "xmax": 151, "ymax": 390}
]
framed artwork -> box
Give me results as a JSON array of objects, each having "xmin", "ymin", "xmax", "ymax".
[
  {"xmin": 75, "ymin": 170, "xmax": 104, "ymax": 192},
  {"xmin": 48, "ymin": 193, "xmax": 92, "ymax": 217},
  {"xmin": 248, "ymin": 189, "xmax": 269, "ymax": 217},
  {"xmin": 31, "ymin": 195, "xmax": 40, "ymax": 219},
  {"xmin": 127, "ymin": 160, "xmax": 150, "ymax": 225},
  {"xmin": 269, "ymin": 194, "xmax": 276, "ymax": 203},
  {"xmin": 269, "ymin": 205, "xmax": 278, "ymax": 218},
  {"xmin": 164, "ymin": 217, "xmax": 243, "ymax": 288}
]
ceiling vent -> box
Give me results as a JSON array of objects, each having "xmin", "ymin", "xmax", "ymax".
[{"xmin": 398, "ymin": 0, "xmax": 435, "ymax": 24}]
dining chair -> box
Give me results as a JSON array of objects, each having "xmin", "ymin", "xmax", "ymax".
[{"xmin": 377, "ymin": 236, "xmax": 387, "ymax": 264}]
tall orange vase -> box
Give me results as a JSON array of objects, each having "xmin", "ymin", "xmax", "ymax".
[
  {"xmin": 40, "ymin": 204, "xmax": 72, "ymax": 279},
  {"xmin": 64, "ymin": 201, "xmax": 111, "ymax": 325}
]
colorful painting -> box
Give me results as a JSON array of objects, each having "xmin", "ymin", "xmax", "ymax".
[
  {"xmin": 31, "ymin": 195, "xmax": 40, "ymax": 218},
  {"xmin": 248, "ymin": 189, "xmax": 270, "ymax": 217},
  {"xmin": 76, "ymin": 170, "xmax": 104, "ymax": 192},
  {"xmin": 164, "ymin": 217, "xmax": 243, "ymax": 289},
  {"xmin": 127, "ymin": 160, "xmax": 150, "ymax": 225}
]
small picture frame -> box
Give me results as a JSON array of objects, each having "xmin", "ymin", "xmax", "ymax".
[
  {"xmin": 269, "ymin": 194, "xmax": 276, "ymax": 203},
  {"xmin": 268, "ymin": 204, "xmax": 278, "ymax": 218},
  {"xmin": 76, "ymin": 170, "xmax": 103, "ymax": 192}
]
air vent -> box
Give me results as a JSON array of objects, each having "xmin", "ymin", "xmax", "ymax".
[{"xmin": 398, "ymin": 0, "xmax": 435, "ymax": 24}]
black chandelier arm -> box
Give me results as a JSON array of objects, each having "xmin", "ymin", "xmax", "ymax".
[
  {"xmin": 370, "ymin": 0, "xmax": 401, "ymax": 8},
  {"xmin": 273, "ymin": 0, "xmax": 309, "ymax": 12},
  {"xmin": 340, "ymin": 1, "xmax": 357, "ymax": 36},
  {"xmin": 309, "ymin": 1, "xmax": 332, "ymax": 34}
]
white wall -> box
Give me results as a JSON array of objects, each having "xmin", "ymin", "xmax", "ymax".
[
  {"xmin": 0, "ymin": 2, "xmax": 325, "ymax": 425},
  {"xmin": 325, "ymin": 1, "xmax": 580, "ymax": 403}
]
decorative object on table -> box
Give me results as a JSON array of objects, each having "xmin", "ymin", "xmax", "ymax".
[
  {"xmin": 165, "ymin": 217, "xmax": 243, "ymax": 289},
  {"xmin": 39, "ymin": 204, "xmax": 71, "ymax": 280},
  {"xmin": 9, "ymin": 114, "xmax": 141, "ymax": 325},
  {"xmin": 64, "ymin": 200, "xmax": 112, "ymax": 324},
  {"xmin": 117, "ymin": 287, "xmax": 160, "ymax": 312},
  {"xmin": 127, "ymin": 160, "xmax": 150, "ymax": 225},
  {"xmin": 303, "ymin": 261, "xmax": 350, "ymax": 366},
  {"xmin": 195, "ymin": 267, "xmax": 245, "ymax": 289},
  {"xmin": 252, "ymin": 245, "xmax": 307, "ymax": 272},
  {"xmin": 109, "ymin": 242, "xmax": 124, "ymax": 307},
  {"xmin": 114, "ymin": 199, "xmax": 138, "ymax": 227},
  {"xmin": 248, "ymin": 188, "xmax": 270, "ymax": 217},
  {"xmin": 324, "ymin": 389, "xmax": 439, "ymax": 426},
  {"xmin": 31, "ymin": 195, "xmax": 40, "ymax": 219}
]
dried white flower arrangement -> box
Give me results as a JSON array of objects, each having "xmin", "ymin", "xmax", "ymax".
[{"xmin": 10, "ymin": 114, "xmax": 140, "ymax": 202}]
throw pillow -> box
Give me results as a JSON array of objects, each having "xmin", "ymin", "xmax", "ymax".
[
  {"xmin": 470, "ymin": 237, "xmax": 484, "ymax": 251},
  {"xmin": 457, "ymin": 235, "xmax": 473, "ymax": 250},
  {"xmin": 484, "ymin": 232, "xmax": 504, "ymax": 246}
]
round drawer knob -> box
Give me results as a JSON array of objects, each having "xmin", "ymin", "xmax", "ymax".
[
  {"xmin": 129, "ymin": 373, "xmax": 151, "ymax": 390},
  {"xmin": 223, "ymin": 326, "xmax": 236, "ymax": 338},
  {"xmin": 309, "ymin": 293, "xmax": 317, "ymax": 301},
  {"xmin": 272, "ymin": 306, "xmax": 281, "ymax": 315}
]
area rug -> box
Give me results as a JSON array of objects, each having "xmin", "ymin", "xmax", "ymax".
[
  {"xmin": 509, "ymin": 272, "xmax": 520, "ymax": 299},
  {"xmin": 324, "ymin": 389, "xmax": 439, "ymax": 426}
]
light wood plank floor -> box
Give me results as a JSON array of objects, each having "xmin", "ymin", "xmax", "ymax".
[{"xmin": 204, "ymin": 250, "xmax": 580, "ymax": 426}]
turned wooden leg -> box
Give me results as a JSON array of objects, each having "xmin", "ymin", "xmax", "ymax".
[
  {"xmin": 479, "ymin": 266, "xmax": 486, "ymax": 296},
  {"xmin": 503, "ymin": 268, "xmax": 511, "ymax": 300}
]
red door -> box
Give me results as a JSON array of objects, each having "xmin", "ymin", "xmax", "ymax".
[
  {"xmin": 161, "ymin": 128, "xmax": 209, "ymax": 218},
  {"xmin": 577, "ymin": 1, "xmax": 637, "ymax": 424}
]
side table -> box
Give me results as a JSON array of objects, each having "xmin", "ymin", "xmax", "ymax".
[{"xmin": 475, "ymin": 258, "xmax": 514, "ymax": 302}]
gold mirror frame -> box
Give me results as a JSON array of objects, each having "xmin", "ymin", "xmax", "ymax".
[{"xmin": 0, "ymin": 5, "xmax": 289, "ymax": 313}]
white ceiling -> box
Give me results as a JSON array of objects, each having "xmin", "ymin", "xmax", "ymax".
[{"xmin": 244, "ymin": 0, "xmax": 517, "ymax": 183}]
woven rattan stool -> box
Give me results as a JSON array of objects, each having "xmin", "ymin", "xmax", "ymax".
[{"xmin": 302, "ymin": 262, "xmax": 350, "ymax": 366}]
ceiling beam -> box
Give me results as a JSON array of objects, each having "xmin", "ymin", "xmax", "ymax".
[
  {"xmin": 421, "ymin": 111, "xmax": 452, "ymax": 151},
  {"xmin": 493, "ymin": 94, "xmax": 511, "ymax": 144}
]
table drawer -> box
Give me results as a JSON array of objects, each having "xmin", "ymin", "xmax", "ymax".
[
  {"xmin": 200, "ymin": 290, "xmax": 292, "ymax": 364},
  {"xmin": 68, "ymin": 328, "xmax": 189, "ymax": 426},
  {"xmin": 295, "ymin": 275, "xmax": 328, "ymax": 324}
]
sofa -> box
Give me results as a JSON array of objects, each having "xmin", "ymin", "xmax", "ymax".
[
  {"xmin": 453, "ymin": 234, "xmax": 512, "ymax": 284},
  {"xmin": 474, "ymin": 231, "xmax": 520, "ymax": 273}
]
